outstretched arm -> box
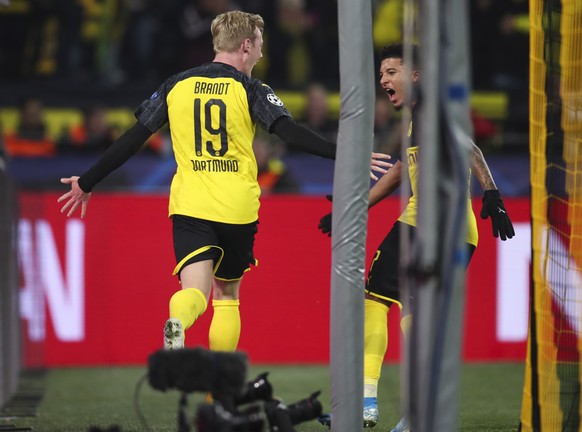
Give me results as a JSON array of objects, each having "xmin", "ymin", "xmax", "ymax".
[
  {"xmin": 470, "ymin": 142, "xmax": 515, "ymax": 240},
  {"xmin": 271, "ymin": 116, "xmax": 336, "ymax": 158},
  {"xmin": 271, "ymin": 116, "xmax": 392, "ymax": 177},
  {"xmin": 77, "ymin": 121, "xmax": 153, "ymax": 192},
  {"xmin": 57, "ymin": 121, "xmax": 152, "ymax": 217}
]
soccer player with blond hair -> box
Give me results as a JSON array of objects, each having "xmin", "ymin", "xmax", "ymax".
[{"xmin": 58, "ymin": 11, "xmax": 391, "ymax": 355}]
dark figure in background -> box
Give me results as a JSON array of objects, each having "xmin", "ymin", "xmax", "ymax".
[
  {"xmin": 118, "ymin": 0, "xmax": 161, "ymax": 85},
  {"xmin": 469, "ymin": 0, "xmax": 498, "ymax": 90},
  {"xmin": 264, "ymin": 0, "xmax": 338, "ymax": 90},
  {"xmin": 178, "ymin": 0, "xmax": 240, "ymax": 70},
  {"xmin": 470, "ymin": 0, "xmax": 528, "ymax": 92},
  {"xmin": 4, "ymin": 98, "xmax": 55, "ymax": 157},
  {"xmin": 470, "ymin": 0, "xmax": 529, "ymax": 151},
  {"xmin": 491, "ymin": 0, "xmax": 529, "ymax": 149},
  {"xmin": 298, "ymin": 83, "xmax": 337, "ymax": 143},
  {"xmin": 253, "ymin": 135, "xmax": 300, "ymax": 195},
  {"xmin": 57, "ymin": 105, "xmax": 117, "ymax": 155},
  {"xmin": 0, "ymin": 0, "xmax": 33, "ymax": 80}
]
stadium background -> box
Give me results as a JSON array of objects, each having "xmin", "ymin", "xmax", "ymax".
[{"xmin": 0, "ymin": 0, "xmax": 532, "ymax": 430}]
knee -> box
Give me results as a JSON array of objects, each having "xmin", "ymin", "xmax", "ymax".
[{"xmin": 213, "ymin": 280, "xmax": 240, "ymax": 300}]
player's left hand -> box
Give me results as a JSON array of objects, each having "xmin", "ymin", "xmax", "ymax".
[
  {"xmin": 480, "ymin": 189, "xmax": 515, "ymax": 240},
  {"xmin": 318, "ymin": 194, "xmax": 333, "ymax": 237},
  {"xmin": 370, "ymin": 152, "xmax": 392, "ymax": 181},
  {"xmin": 58, "ymin": 176, "xmax": 92, "ymax": 218}
]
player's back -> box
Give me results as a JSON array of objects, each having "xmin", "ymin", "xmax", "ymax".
[
  {"xmin": 166, "ymin": 63, "xmax": 260, "ymax": 224},
  {"xmin": 135, "ymin": 62, "xmax": 291, "ymax": 224}
]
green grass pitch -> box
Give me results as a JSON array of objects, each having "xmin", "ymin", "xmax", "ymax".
[{"xmin": 1, "ymin": 363, "xmax": 524, "ymax": 432}]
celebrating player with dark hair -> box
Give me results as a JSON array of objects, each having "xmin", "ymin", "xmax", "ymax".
[{"xmin": 317, "ymin": 43, "xmax": 515, "ymax": 431}]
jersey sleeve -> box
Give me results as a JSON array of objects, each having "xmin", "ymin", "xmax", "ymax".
[
  {"xmin": 248, "ymin": 82, "xmax": 292, "ymax": 132},
  {"xmin": 134, "ymin": 75, "xmax": 179, "ymax": 132}
]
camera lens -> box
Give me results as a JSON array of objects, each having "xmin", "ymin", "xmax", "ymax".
[
  {"xmin": 287, "ymin": 391, "xmax": 322, "ymax": 425},
  {"xmin": 235, "ymin": 372, "xmax": 273, "ymax": 405}
]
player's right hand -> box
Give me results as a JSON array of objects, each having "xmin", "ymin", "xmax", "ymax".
[
  {"xmin": 318, "ymin": 195, "xmax": 333, "ymax": 237},
  {"xmin": 58, "ymin": 176, "xmax": 92, "ymax": 218}
]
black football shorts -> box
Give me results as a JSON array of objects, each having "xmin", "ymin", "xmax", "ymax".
[
  {"xmin": 365, "ymin": 221, "xmax": 475, "ymax": 307},
  {"xmin": 172, "ymin": 214, "xmax": 258, "ymax": 281}
]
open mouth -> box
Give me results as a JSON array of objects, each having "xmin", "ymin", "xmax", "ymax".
[{"xmin": 386, "ymin": 88, "xmax": 397, "ymax": 103}]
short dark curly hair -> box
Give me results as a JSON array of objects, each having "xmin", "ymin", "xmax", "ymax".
[{"xmin": 380, "ymin": 43, "xmax": 419, "ymax": 68}]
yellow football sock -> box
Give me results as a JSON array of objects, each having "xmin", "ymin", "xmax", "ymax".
[
  {"xmin": 364, "ymin": 298, "xmax": 389, "ymax": 396},
  {"xmin": 400, "ymin": 314, "xmax": 412, "ymax": 335},
  {"xmin": 209, "ymin": 299, "xmax": 241, "ymax": 352},
  {"xmin": 169, "ymin": 288, "xmax": 208, "ymax": 331}
]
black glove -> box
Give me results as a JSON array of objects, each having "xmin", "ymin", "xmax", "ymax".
[
  {"xmin": 318, "ymin": 195, "xmax": 333, "ymax": 237},
  {"xmin": 480, "ymin": 190, "xmax": 515, "ymax": 241}
]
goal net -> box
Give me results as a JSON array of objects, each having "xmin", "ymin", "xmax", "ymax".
[{"xmin": 521, "ymin": 0, "xmax": 582, "ymax": 430}]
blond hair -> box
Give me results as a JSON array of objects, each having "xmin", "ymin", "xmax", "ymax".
[{"xmin": 211, "ymin": 11, "xmax": 264, "ymax": 53}]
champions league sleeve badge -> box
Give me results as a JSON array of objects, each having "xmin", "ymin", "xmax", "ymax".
[{"xmin": 266, "ymin": 93, "xmax": 284, "ymax": 107}]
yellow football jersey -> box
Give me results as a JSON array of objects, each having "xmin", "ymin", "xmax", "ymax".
[
  {"xmin": 397, "ymin": 120, "xmax": 479, "ymax": 246},
  {"xmin": 135, "ymin": 62, "xmax": 291, "ymax": 224}
]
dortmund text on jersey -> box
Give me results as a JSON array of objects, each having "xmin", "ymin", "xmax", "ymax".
[{"xmin": 135, "ymin": 62, "xmax": 291, "ymax": 224}]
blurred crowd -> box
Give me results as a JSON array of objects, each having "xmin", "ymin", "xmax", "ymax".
[
  {"xmin": 0, "ymin": 0, "xmax": 529, "ymax": 190},
  {"xmin": 0, "ymin": 0, "xmax": 528, "ymax": 92},
  {"xmin": 0, "ymin": 0, "xmax": 342, "ymax": 90}
]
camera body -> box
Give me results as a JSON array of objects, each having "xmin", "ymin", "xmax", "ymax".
[
  {"xmin": 195, "ymin": 373, "xmax": 322, "ymax": 432},
  {"xmin": 264, "ymin": 391, "xmax": 323, "ymax": 432},
  {"xmin": 196, "ymin": 403, "xmax": 265, "ymax": 432}
]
